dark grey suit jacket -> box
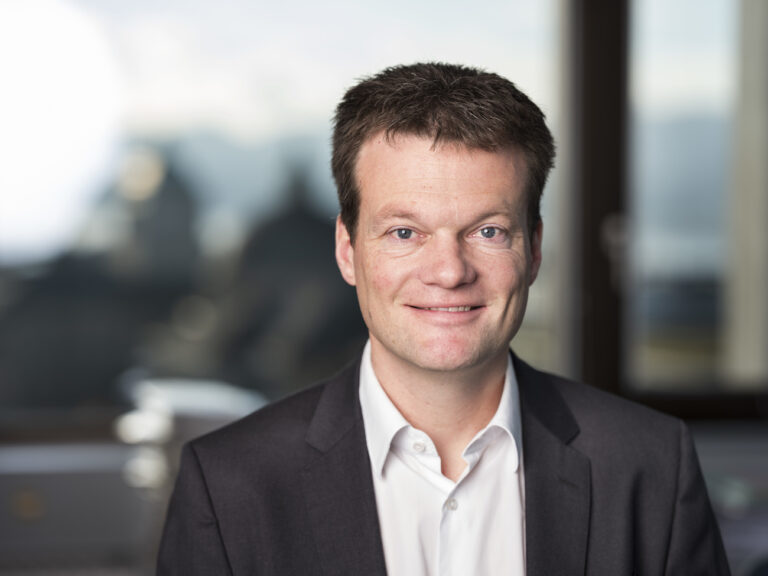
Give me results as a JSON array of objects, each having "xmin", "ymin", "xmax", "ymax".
[{"xmin": 157, "ymin": 354, "xmax": 731, "ymax": 575}]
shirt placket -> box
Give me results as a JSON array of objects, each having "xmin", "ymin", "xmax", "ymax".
[{"xmin": 436, "ymin": 438, "xmax": 491, "ymax": 576}]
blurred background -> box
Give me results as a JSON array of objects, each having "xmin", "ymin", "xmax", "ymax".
[{"xmin": 0, "ymin": 0, "xmax": 766, "ymax": 574}]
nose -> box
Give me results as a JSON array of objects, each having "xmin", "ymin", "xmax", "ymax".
[{"xmin": 418, "ymin": 234, "xmax": 477, "ymax": 288}]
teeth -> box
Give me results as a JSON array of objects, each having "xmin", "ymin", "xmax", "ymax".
[{"xmin": 424, "ymin": 306, "xmax": 472, "ymax": 312}]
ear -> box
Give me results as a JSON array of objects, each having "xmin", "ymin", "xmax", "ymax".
[
  {"xmin": 335, "ymin": 215, "xmax": 357, "ymax": 286},
  {"xmin": 528, "ymin": 219, "xmax": 543, "ymax": 286}
]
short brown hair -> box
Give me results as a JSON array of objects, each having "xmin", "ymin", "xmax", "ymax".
[{"xmin": 331, "ymin": 62, "xmax": 555, "ymax": 241}]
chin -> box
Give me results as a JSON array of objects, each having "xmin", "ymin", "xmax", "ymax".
[{"xmin": 406, "ymin": 342, "xmax": 499, "ymax": 374}]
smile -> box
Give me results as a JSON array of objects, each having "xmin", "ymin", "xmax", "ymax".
[{"xmin": 413, "ymin": 306, "xmax": 477, "ymax": 312}]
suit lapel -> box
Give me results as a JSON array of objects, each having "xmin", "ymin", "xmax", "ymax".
[
  {"xmin": 515, "ymin": 355, "xmax": 592, "ymax": 576},
  {"xmin": 301, "ymin": 360, "xmax": 388, "ymax": 576}
]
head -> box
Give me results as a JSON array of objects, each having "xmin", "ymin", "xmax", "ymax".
[{"xmin": 332, "ymin": 62, "xmax": 555, "ymax": 243}]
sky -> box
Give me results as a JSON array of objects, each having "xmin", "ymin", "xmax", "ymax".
[
  {"xmin": 0, "ymin": 0, "xmax": 735, "ymax": 264},
  {"xmin": 74, "ymin": 0, "xmax": 558, "ymax": 140}
]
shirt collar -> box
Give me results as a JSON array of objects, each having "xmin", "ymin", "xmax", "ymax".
[
  {"xmin": 488, "ymin": 356, "xmax": 522, "ymax": 447},
  {"xmin": 358, "ymin": 340, "xmax": 523, "ymax": 477},
  {"xmin": 358, "ymin": 341, "xmax": 410, "ymax": 476}
]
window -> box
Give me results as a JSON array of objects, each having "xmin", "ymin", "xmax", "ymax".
[{"xmin": 628, "ymin": 0, "xmax": 768, "ymax": 393}]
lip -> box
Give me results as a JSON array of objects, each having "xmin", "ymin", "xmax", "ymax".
[
  {"xmin": 406, "ymin": 304, "xmax": 484, "ymax": 324},
  {"xmin": 408, "ymin": 305, "xmax": 480, "ymax": 312}
]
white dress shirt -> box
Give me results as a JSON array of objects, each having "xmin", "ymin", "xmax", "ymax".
[{"xmin": 358, "ymin": 342, "xmax": 526, "ymax": 576}]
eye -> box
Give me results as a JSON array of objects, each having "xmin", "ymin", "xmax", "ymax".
[
  {"xmin": 391, "ymin": 228, "xmax": 414, "ymax": 240},
  {"xmin": 472, "ymin": 225, "xmax": 510, "ymax": 245}
]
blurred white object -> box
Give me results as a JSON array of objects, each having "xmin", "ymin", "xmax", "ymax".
[{"xmin": 115, "ymin": 378, "xmax": 267, "ymax": 445}]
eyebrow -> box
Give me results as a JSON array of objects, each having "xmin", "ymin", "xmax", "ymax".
[
  {"xmin": 372, "ymin": 205, "xmax": 520, "ymax": 228},
  {"xmin": 373, "ymin": 206, "xmax": 420, "ymax": 222}
]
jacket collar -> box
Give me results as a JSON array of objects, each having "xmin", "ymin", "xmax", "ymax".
[
  {"xmin": 514, "ymin": 354, "xmax": 592, "ymax": 576},
  {"xmin": 302, "ymin": 356, "xmax": 388, "ymax": 576}
]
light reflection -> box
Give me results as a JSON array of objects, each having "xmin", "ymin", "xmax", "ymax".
[{"xmin": 118, "ymin": 148, "xmax": 166, "ymax": 202}]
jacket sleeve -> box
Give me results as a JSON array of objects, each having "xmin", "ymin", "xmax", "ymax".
[
  {"xmin": 664, "ymin": 421, "xmax": 731, "ymax": 576},
  {"xmin": 156, "ymin": 443, "xmax": 233, "ymax": 575}
]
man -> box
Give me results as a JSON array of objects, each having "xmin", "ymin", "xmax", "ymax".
[{"xmin": 157, "ymin": 63, "xmax": 730, "ymax": 575}]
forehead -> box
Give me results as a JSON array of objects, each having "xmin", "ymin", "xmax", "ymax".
[{"xmin": 355, "ymin": 133, "xmax": 527, "ymax": 215}]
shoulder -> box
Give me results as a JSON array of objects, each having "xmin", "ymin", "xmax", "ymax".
[
  {"xmin": 192, "ymin": 382, "xmax": 325, "ymax": 454},
  {"xmin": 187, "ymin": 357, "xmax": 361, "ymax": 469},
  {"xmin": 555, "ymin": 373, "xmax": 678, "ymax": 433},
  {"xmin": 515, "ymin": 356, "xmax": 684, "ymax": 459}
]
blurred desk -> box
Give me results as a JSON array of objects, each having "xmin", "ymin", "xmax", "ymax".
[{"xmin": 0, "ymin": 443, "xmax": 161, "ymax": 573}]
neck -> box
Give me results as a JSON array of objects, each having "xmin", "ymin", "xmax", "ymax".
[{"xmin": 370, "ymin": 346, "xmax": 507, "ymax": 481}]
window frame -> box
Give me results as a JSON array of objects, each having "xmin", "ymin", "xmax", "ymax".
[{"xmin": 569, "ymin": 0, "xmax": 768, "ymax": 420}]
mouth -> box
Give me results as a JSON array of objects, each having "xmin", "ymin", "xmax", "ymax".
[{"xmin": 410, "ymin": 305, "xmax": 479, "ymax": 312}]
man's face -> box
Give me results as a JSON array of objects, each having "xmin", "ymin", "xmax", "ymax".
[{"xmin": 335, "ymin": 133, "xmax": 542, "ymax": 378}]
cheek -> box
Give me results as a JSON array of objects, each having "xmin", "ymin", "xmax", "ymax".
[
  {"xmin": 357, "ymin": 256, "xmax": 406, "ymax": 303},
  {"xmin": 489, "ymin": 260, "xmax": 531, "ymax": 307},
  {"xmin": 486, "ymin": 252, "xmax": 526, "ymax": 282},
  {"xmin": 369, "ymin": 264, "xmax": 397, "ymax": 300}
]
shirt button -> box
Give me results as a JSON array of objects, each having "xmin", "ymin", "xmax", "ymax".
[
  {"xmin": 412, "ymin": 441, "xmax": 426, "ymax": 453},
  {"xmin": 445, "ymin": 498, "xmax": 458, "ymax": 511}
]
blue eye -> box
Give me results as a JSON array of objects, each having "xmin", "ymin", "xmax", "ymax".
[
  {"xmin": 480, "ymin": 227, "xmax": 498, "ymax": 239},
  {"xmin": 394, "ymin": 228, "xmax": 413, "ymax": 240}
]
